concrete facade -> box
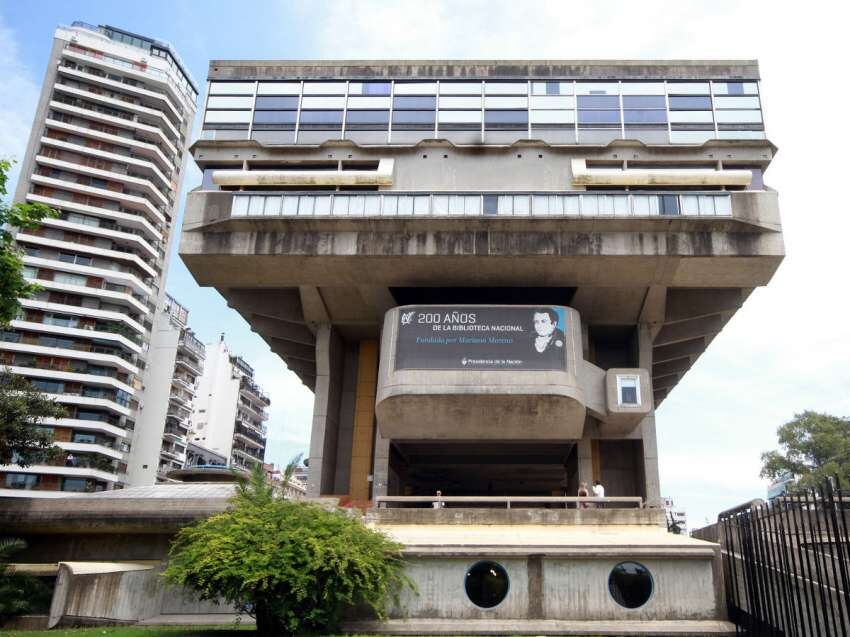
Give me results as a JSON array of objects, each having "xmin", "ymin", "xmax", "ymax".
[{"xmin": 180, "ymin": 59, "xmax": 782, "ymax": 508}]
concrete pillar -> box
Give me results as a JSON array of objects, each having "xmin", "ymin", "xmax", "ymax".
[
  {"xmin": 306, "ymin": 326, "xmax": 344, "ymax": 497},
  {"xmin": 638, "ymin": 323, "xmax": 662, "ymax": 508},
  {"xmin": 372, "ymin": 430, "xmax": 390, "ymax": 498},
  {"xmin": 332, "ymin": 343, "xmax": 359, "ymax": 494},
  {"xmin": 577, "ymin": 436, "xmax": 594, "ymax": 490},
  {"xmin": 348, "ymin": 339, "xmax": 379, "ymax": 500}
]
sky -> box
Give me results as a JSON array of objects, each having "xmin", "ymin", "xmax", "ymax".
[{"xmin": 1, "ymin": 0, "xmax": 848, "ymax": 529}]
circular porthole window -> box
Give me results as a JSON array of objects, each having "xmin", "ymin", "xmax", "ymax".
[
  {"xmin": 608, "ymin": 561, "xmax": 653, "ymax": 609},
  {"xmin": 464, "ymin": 560, "xmax": 509, "ymax": 609}
]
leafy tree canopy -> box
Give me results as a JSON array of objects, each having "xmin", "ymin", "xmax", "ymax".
[
  {"xmin": 164, "ymin": 462, "xmax": 411, "ymax": 636},
  {"xmin": 0, "ymin": 158, "xmax": 58, "ymax": 326},
  {"xmin": 760, "ymin": 410, "xmax": 850, "ymax": 488},
  {"xmin": 0, "ymin": 369, "xmax": 66, "ymax": 467}
]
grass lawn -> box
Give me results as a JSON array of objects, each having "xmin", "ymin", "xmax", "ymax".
[{"xmin": 0, "ymin": 627, "xmax": 404, "ymax": 637}]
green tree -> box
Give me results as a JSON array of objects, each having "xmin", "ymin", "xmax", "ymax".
[
  {"xmin": 164, "ymin": 460, "xmax": 411, "ymax": 636},
  {"xmin": 0, "ymin": 537, "xmax": 53, "ymax": 622},
  {"xmin": 0, "ymin": 369, "xmax": 66, "ymax": 467},
  {"xmin": 760, "ymin": 410, "xmax": 850, "ymax": 488},
  {"xmin": 0, "ymin": 158, "xmax": 58, "ymax": 326}
]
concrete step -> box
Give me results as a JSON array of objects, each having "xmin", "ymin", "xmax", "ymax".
[{"xmin": 343, "ymin": 618, "xmax": 737, "ymax": 636}]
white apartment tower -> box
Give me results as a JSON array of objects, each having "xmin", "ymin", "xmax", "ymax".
[
  {"xmin": 0, "ymin": 23, "xmax": 197, "ymax": 494},
  {"xmin": 191, "ymin": 338, "xmax": 270, "ymax": 471},
  {"xmin": 125, "ymin": 294, "xmax": 205, "ymax": 486}
]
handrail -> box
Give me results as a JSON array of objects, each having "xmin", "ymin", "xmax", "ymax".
[{"xmin": 374, "ymin": 495, "xmax": 643, "ymax": 509}]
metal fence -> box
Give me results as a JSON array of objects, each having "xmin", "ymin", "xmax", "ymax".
[{"xmin": 715, "ymin": 478, "xmax": 850, "ymax": 636}]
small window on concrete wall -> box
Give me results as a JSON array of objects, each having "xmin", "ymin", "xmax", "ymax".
[{"xmin": 617, "ymin": 375, "xmax": 640, "ymax": 406}]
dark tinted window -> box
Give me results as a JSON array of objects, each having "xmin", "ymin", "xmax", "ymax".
[
  {"xmin": 360, "ymin": 82, "xmax": 391, "ymax": 96},
  {"xmin": 465, "ymin": 561, "xmax": 509, "ymax": 609},
  {"xmin": 622, "ymin": 95, "xmax": 666, "ymax": 109},
  {"xmin": 609, "ymin": 562, "xmax": 653, "ymax": 608},
  {"xmin": 484, "ymin": 110, "xmax": 528, "ymax": 127},
  {"xmin": 668, "ymin": 96, "xmax": 712, "ymax": 110},
  {"xmin": 252, "ymin": 111, "xmax": 298, "ymax": 124},
  {"xmin": 623, "ymin": 110, "xmax": 667, "ymax": 124},
  {"xmin": 578, "ymin": 110, "xmax": 621, "ymax": 124},
  {"xmin": 577, "ymin": 95, "xmax": 620, "ymax": 109},
  {"xmin": 393, "ymin": 96, "xmax": 437, "ymax": 110},
  {"xmin": 298, "ymin": 110, "xmax": 343, "ymax": 129},
  {"xmin": 483, "ymin": 195, "xmax": 498, "ymax": 215},
  {"xmin": 254, "ymin": 96, "xmax": 299, "ymax": 110},
  {"xmin": 345, "ymin": 110, "xmax": 390, "ymax": 125},
  {"xmin": 660, "ymin": 195, "xmax": 680, "ymax": 216}
]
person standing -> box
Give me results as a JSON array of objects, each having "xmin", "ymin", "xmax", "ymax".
[
  {"xmin": 592, "ymin": 480, "xmax": 605, "ymax": 509},
  {"xmin": 577, "ymin": 482, "xmax": 590, "ymax": 509},
  {"xmin": 432, "ymin": 490, "xmax": 445, "ymax": 509}
]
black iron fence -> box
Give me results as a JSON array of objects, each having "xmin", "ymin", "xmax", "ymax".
[{"xmin": 713, "ymin": 478, "xmax": 850, "ymax": 636}]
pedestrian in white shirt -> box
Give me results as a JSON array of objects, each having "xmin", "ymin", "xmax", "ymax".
[{"xmin": 592, "ymin": 480, "xmax": 605, "ymax": 508}]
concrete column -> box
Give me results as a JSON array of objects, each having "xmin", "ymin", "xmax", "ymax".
[
  {"xmin": 332, "ymin": 343, "xmax": 359, "ymax": 494},
  {"xmin": 577, "ymin": 436, "xmax": 594, "ymax": 489},
  {"xmin": 638, "ymin": 323, "xmax": 662, "ymax": 508},
  {"xmin": 348, "ymin": 339, "xmax": 379, "ymax": 501},
  {"xmin": 306, "ymin": 325, "xmax": 344, "ymax": 497},
  {"xmin": 372, "ymin": 429, "xmax": 390, "ymax": 498}
]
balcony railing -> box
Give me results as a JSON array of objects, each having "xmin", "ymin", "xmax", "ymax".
[{"xmin": 230, "ymin": 191, "xmax": 733, "ymax": 219}]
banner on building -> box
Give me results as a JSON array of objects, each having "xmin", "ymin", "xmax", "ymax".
[{"xmin": 394, "ymin": 306, "xmax": 568, "ymax": 371}]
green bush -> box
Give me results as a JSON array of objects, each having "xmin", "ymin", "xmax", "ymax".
[
  {"xmin": 0, "ymin": 538, "xmax": 54, "ymax": 622},
  {"xmin": 164, "ymin": 464, "xmax": 411, "ymax": 636}
]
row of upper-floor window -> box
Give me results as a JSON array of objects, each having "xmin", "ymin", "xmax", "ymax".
[{"xmin": 202, "ymin": 79, "xmax": 763, "ymax": 133}]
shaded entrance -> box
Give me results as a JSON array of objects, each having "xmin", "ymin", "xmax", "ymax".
[{"xmin": 389, "ymin": 441, "xmax": 575, "ymax": 497}]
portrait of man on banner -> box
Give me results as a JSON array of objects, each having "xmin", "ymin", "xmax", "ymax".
[{"xmin": 530, "ymin": 307, "xmax": 566, "ymax": 366}]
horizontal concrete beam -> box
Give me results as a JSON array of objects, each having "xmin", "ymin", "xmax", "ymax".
[
  {"xmin": 652, "ymin": 358, "xmax": 692, "ymax": 377},
  {"xmin": 652, "ymin": 373, "xmax": 680, "ymax": 390},
  {"xmin": 224, "ymin": 288, "xmax": 304, "ymax": 323},
  {"xmin": 572, "ymin": 159, "xmax": 751, "ymax": 187},
  {"xmin": 248, "ymin": 314, "xmax": 315, "ymax": 345},
  {"xmin": 268, "ymin": 336, "xmax": 315, "ymax": 362},
  {"xmin": 654, "ymin": 315, "xmax": 722, "ymax": 346},
  {"xmin": 213, "ymin": 159, "xmax": 394, "ymax": 187},
  {"xmin": 653, "ymin": 337, "xmax": 705, "ymax": 363},
  {"xmin": 665, "ymin": 288, "xmax": 742, "ymax": 323}
]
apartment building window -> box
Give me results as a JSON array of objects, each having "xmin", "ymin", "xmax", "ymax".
[{"xmin": 5, "ymin": 473, "xmax": 39, "ymax": 489}]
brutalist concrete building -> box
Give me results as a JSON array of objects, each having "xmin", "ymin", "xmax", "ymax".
[{"xmin": 177, "ymin": 59, "xmax": 783, "ymax": 632}]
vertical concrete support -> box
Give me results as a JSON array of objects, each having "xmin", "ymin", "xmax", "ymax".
[
  {"xmin": 348, "ymin": 340, "xmax": 379, "ymax": 500},
  {"xmin": 333, "ymin": 343, "xmax": 359, "ymax": 494},
  {"xmin": 639, "ymin": 323, "xmax": 662, "ymax": 508},
  {"xmin": 372, "ymin": 430, "xmax": 390, "ymax": 499},
  {"xmin": 591, "ymin": 439, "xmax": 601, "ymax": 483},
  {"xmin": 577, "ymin": 437, "xmax": 593, "ymax": 489},
  {"xmin": 307, "ymin": 326, "xmax": 344, "ymax": 497}
]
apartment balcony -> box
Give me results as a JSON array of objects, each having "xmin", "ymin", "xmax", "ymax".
[
  {"xmin": 44, "ymin": 118, "xmax": 172, "ymax": 175},
  {"xmin": 175, "ymin": 353, "xmax": 203, "ymax": 376},
  {"xmin": 57, "ymin": 63, "xmax": 184, "ymax": 126},
  {"xmin": 48, "ymin": 98, "xmax": 179, "ymax": 162},
  {"xmin": 40, "ymin": 214, "xmax": 160, "ymax": 262},
  {"xmin": 239, "ymin": 377, "xmax": 270, "ymax": 405},
  {"xmin": 177, "ymin": 331, "xmax": 205, "ymax": 359},
  {"xmin": 9, "ymin": 319, "xmax": 142, "ymax": 355},
  {"xmin": 54, "ymin": 82, "xmax": 182, "ymax": 143},
  {"xmin": 50, "ymin": 392, "xmax": 133, "ymax": 418},
  {"xmin": 35, "ymin": 154, "xmax": 169, "ymax": 208},
  {"xmin": 171, "ymin": 375, "xmax": 196, "ymax": 392},
  {"xmin": 17, "ymin": 230, "xmax": 158, "ymax": 280},
  {"xmin": 42, "ymin": 416, "xmax": 129, "ymax": 440},
  {"xmin": 0, "ymin": 340, "xmax": 138, "ymax": 376},
  {"xmin": 232, "ymin": 447, "xmax": 264, "ymax": 464},
  {"xmin": 23, "ymin": 254, "xmax": 152, "ymax": 298},
  {"xmin": 55, "ymin": 440, "xmax": 124, "ymax": 461},
  {"xmin": 31, "ymin": 171, "xmax": 166, "ymax": 226},
  {"xmin": 26, "ymin": 192, "xmax": 164, "ymax": 243},
  {"xmin": 234, "ymin": 423, "xmax": 266, "ymax": 448},
  {"xmin": 24, "ymin": 275, "xmax": 148, "ymax": 319},
  {"xmin": 160, "ymin": 447, "xmax": 186, "ymax": 462},
  {"xmin": 61, "ymin": 47, "xmax": 192, "ymax": 122},
  {"xmin": 19, "ymin": 298, "xmax": 147, "ymax": 337},
  {"xmin": 7, "ymin": 364, "xmax": 134, "ymax": 395},
  {"xmin": 40, "ymin": 133, "xmax": 173, "ymax": 191},
  {"xmin": 0, "ymin": 463, "xmax": 118, "ymax": 483},
  {"xmin": 238, "ymin": 400, "xmax": 269, "ymax": 421},
  {"xmin": 162, "ymin": 427, "xmax": 188, "ymax": 444}
]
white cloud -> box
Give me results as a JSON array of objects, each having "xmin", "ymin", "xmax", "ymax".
[{"xmin": 0, "ymin": 14, "xmax": 41, "ymax": 197}]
